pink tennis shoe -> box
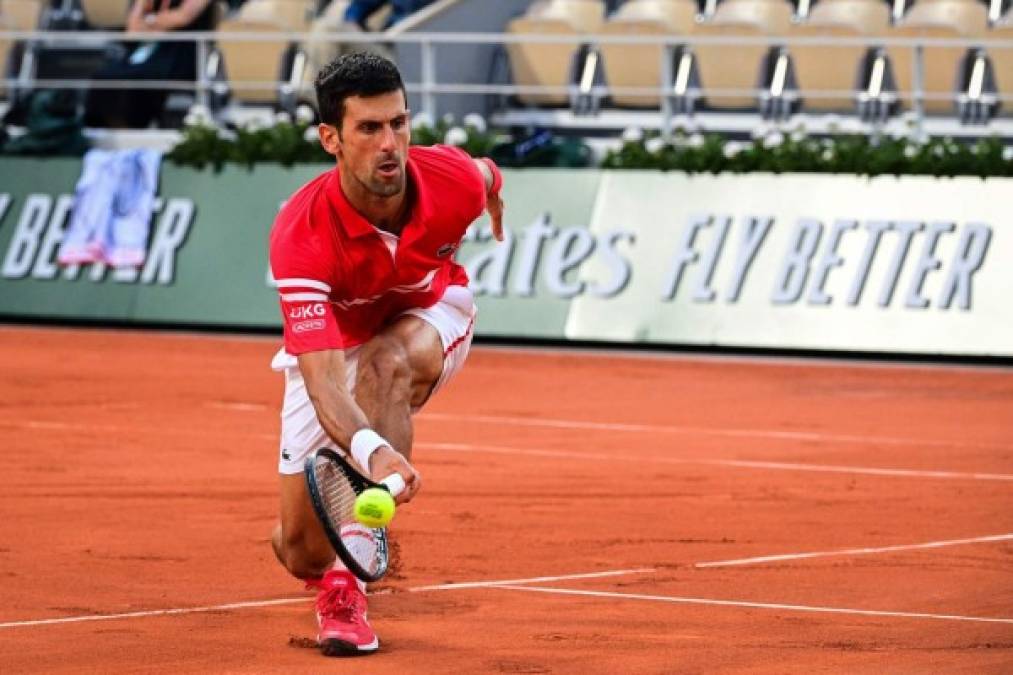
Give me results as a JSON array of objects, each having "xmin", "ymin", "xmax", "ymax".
[{"xmin": 307, "ymin": 569, "xmax": 378, "ymax": 656}]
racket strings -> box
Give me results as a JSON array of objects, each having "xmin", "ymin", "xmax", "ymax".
[
  {"xmin": 314, "ymin": 458, "xmax": 384, "ymax": 575},
  {"xmin": 318, "ymin": 462, "xmax": 357, "ymax": 524}
]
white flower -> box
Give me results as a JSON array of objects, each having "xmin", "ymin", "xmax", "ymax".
[
  {"xmin": 790, "ymin": 129, "xmax": 806, "ymax": 143},
  {"xmin": 645, "ymin": 137, "xmax": 666, "ymax": 154},
  {"xmin": 825, "ymin": 114, "xmax": 841, "ymax": 133},
  {"xmin": 750, "ymin": 123, "xmax": 769, "ymax": 140},
  {"xmin": 904, "ymin": 144, "xmax": 918, "ymax": 158},
  {"xmin": 444, "ymin": 126, "xmax": 468, "ymax": 146},
  {"xmin": 244, "ymin": 118, "xmax": 264, "ymax": 132},
  {"xmin": 187, "ymin": 103, "xmax": 212, "ymax": 125},
  {"xmin": 822, "ymin": 147, "xmax": 834, "ymax": 161},
  {"xmin": 723, "ymin": 142, "xmax": 742, "ymax": 158},
  {"xmin": 411, "ymin": 111, "xmax": 435, "ymax": 130},
  {"xmin": 295, "ymin": 104, "xmax": 316, "ymax": 125},
  {"xmin": 462, "ymin": 113, "xmax": 487, "ymax": 134},
  {"xmin": 274, "ymin": 111, "xmax": 293, "ymax": 125},
  {"xmin": 764, "ymin": 131, "xmax": 785, "ymax": 148},
  {"xmin": 1004, "ymin": 146, "xmax": 1013, "ymax": 162},
  {"xmin": 303, "ymin": 125, "xmax": 320, "ymax": 143},
  {"xmin": 621, "ymin": 126, "xmax": 643, "ymax": 143},
  {"xmin": 688, "ymin": 133, "xmax": 705, "ymax": 148},
  {"xmin": 183, "ymin": 112, "xmax": 198, "ymax": 127},
  {"xmin": 441, "ymin": 112, "xmax": 456, "ymax": 126}
]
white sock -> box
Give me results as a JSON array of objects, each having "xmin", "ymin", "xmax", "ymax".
[{"xmin": 331, "ymin": 559, "xmax": 367, "ymax": 593}]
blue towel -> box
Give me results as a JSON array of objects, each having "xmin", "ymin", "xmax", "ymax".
[{"xmin": 58, "ymin": 148, "xmax": 162, "ymax": 268}]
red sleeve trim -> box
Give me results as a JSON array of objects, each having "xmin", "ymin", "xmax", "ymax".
[{"xmin": 480, "ymin": 157, "xmax": 503, "ymax": 197}]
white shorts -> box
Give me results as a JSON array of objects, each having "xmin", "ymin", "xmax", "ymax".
[{"xmin": 273, "ymin": 285, "xmax": 476, "ymax": 475}]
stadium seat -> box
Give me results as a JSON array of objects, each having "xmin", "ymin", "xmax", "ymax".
[
  {"xmin": 79, "ymin": 0, "xmax": 131, "ymax": 28},
  {"xmin": 298, "ymin": 0, "xmax": 393, "ymax": 111},
  {"xmin": 216, "ymin": 0, "xmax": 316, "ymax": 104},
  {"xmin": 690, "ymin": 0, "xmax": 794, "ymax": 109},
  {"xmin": 599, "ymin": 0, "xmax": 698, "ymax": 107},
  {"xmin": 0, "ymin": 0, "xmax": 42, "ymax": 98},
  {"xmin": 789, "ymin": 0, "xmax": 889, "ymax": 111},
  {"xmin": 506, "ymin": 0, "xmax": 606, "ymax": 106},
  {"xmin": 887, "ymin": 0, "xmax": 988, "ymax": 113},
  {"xmin": 989, "ymin": 15, "xmax": 1012, "ymax": 115}
]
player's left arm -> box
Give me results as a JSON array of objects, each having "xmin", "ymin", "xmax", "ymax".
[{"xmin": 472, "ymin": 158, "xmax": 505, "ymax": 242}]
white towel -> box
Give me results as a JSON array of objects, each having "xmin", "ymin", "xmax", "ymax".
[{"xmin": 58, "ymin": 148, "xmax": 162, "ymax": 268}]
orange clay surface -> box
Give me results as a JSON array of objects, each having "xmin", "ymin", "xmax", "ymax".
[{"xmin": 0, "ymin": 326, "xmax": 1011, "ymax": 673}]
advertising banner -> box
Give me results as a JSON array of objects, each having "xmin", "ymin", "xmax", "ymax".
[{"xmin": 1, "ymin": 158, "xmax": 1009, "ymax": 356}]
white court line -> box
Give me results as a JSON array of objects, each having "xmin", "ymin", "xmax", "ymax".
[
  {"xmin": 695, "ymin": 533, "xmax": 1013, "ymax": 568},
  {"xmin": 0, "ymin": 568, "xmax": 651, "ymax": 630},
  {"xmin": 419, "ymin": 413, "xmax": 1009, "ymax": 452},
  {"xmin": 416, "ymin": 441, "xmax": 1013, "ymax": 482},
  {"xmin": 0, "ymin": 597, "xmax": 309, "ymax": 629},
  {"xmin": 408, "ymin": 567, "xmax": 655, "ymax": 592},
  {"xmin": 0, "ymin": 419, "xmax": 276, "ymax": 442},
  {"xmin": 2, "ymin": 420, "xmax": 1010, "ymax": 481},
  {"xmin": 497, "ymin": 586, "xmax": 1013, "ymax": 625}
]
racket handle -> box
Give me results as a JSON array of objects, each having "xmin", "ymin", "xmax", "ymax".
[{"xmin": 380, "ymin": 473, "xmax": 406, "ymax": 497}]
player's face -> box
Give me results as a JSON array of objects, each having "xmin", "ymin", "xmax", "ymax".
[{"xmin": 331, "ymin": 91, "xmax": 410, "ymax": 199}]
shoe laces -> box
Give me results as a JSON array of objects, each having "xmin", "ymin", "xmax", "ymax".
[{"xmin": 313, "ymin": 579, "xmax": 365, "ymax": 624}]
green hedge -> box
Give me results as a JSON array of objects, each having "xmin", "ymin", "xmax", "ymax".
[{"xmin": 166, "ymin": 116, "xmax": 1013, "ymax": 178}]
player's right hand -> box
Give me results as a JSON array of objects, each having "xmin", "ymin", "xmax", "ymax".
[{"xmin": 369, "ymin": 445, "xmax": 421, "ymax": 504}]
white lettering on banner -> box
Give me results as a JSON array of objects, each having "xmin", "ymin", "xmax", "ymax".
[
  {"xmin": 466, "ymin": 214, "xmax": 635, "ymax": 300},
  {"xmin": 808, "ymin": 219, "xmax": 857, "ymax": 306},
  {"xmin": 513, "ymin": 213, "xmax": 556, "ymax": 297},
  {"xmin": 0, "ymin": 195, "xmax": 191, "ymax": 285},
  {"xmin": 938, "ymin": 224, "xmax": 991, "ymax": 310},
  {"xmin": 590, "ymin": 231, "xmax": 634, "ymax": 298},
  {"xmin": 1, "ymin": 194, "xmax": 51, "ymax": 279},
  {"xmin": 661, "ymin": 214, "xmax": 709, "ymax": 301},
  {"xmin": 693, "ymin": 215, "xmax": 730, "ymax": 302},
  {"xmin": 546, "ymin": 227, "xmax": 595, "ymax": 298},
  {"xmin": 771, "ymin": 219, "xmax": 822, "ymax": 304},
  {"xmin": 656, "ymin": 215, "xmax": 992, "ymax": 312},
  {"xmin": 905, "ymin": 222, "xmax": 954, "ymax": 309},
  {"xmin": 846, "ymin": 221, "xmax": 890, "ymax": 306},
  {"xmin": 877, "ymin": 221, "xmax": 922, "ymax": 308},
  {"xmin": 31, "ymin": 196, "xmax": 74, "ymax": 280},
  {"xmin": 140, "ymin": 199, "xmax": 193, "ymax": 285},
  {"xmin": 464, "ymin": 226, "xmax": 514, "ymax": 297},
  {"xmin": 726, "ymin": 216, "xmax": 772, "ymax": 303},
  {"xmin": 0, "ymin": 194, "xmax": 11, "ymax": 236}
]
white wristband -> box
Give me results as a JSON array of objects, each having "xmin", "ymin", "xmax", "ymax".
[{"xmin": 350, "ymin": 428, "xmax": 389, "ymax": 474}]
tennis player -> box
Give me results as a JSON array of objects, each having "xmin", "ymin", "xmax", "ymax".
[{"xmin": 267, "ymin": 53, "xmax": 504, "ymax": 657}]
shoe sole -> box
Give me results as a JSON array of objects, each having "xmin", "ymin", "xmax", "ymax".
[{"xmin": 320, "ymin": 638, "xmax": 379, "ymax": 657}]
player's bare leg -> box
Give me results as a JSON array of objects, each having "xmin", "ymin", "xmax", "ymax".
[
  {"xmin": 271, "ymin": 315, "xmax": 440, "ymax": 581},
  {"xmin": 352, "ymin": 315, "xmax": 445, "ymax": 461},
  {"xmin": 272, "ymin": 476, "xmax": 334, "ymax": 579}
]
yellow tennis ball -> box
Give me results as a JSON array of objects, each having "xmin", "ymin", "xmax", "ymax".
[{"xmin": 354, "ymin": 488, "xmax": 396, "ymax": 528}]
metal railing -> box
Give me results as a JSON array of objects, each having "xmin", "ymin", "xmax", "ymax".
[{"xmin": 2, "ymin": 28, "xmax": 1012, "ymax": 133}]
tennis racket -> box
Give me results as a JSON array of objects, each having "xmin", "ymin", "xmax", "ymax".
[{"xmin": 304, "ymin": 448, "xmax": 406, "ymax": 583}]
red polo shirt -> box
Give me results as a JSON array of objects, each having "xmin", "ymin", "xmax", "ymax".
[{"xmin": 269, "ymin": 144, "xmax": 488, "ymax": 355}]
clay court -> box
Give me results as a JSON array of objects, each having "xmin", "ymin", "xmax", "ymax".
[{"xmin": 0, "ymin": 326, "xmax": 1010, "ymax": 672}]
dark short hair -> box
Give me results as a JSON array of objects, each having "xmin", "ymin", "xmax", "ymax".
[{"xmin": 314, "ymin": 52, "xmax": 406, "ymax": 128}]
